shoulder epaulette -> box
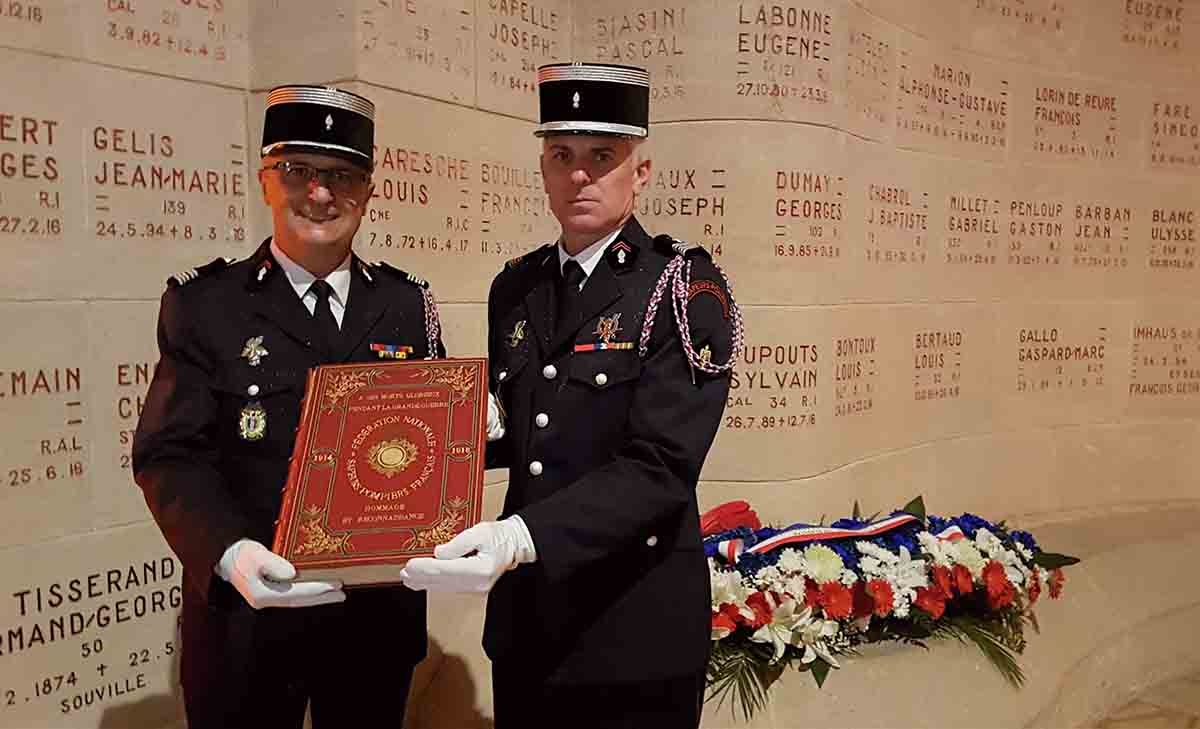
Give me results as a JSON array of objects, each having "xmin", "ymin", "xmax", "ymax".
[
  {"xmin": 370, "ymin": 260, "xmax": 429, "ymax": 289},
  {"xmin": 506, "ymin": 243, "xmax": 555, "ymax": 271},
  {"xmin": 167, "ymin": 257, "xmax": 237, "ymax": 287},
  {"xmin": 653, "ymin": 234, "xmax": 710, "ymax": 261}
]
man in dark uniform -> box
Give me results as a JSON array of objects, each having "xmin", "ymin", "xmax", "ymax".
[
  {"xmin": 132, "ymin": 85, "xmax": 481, "ymax": 728},
  {"xmin": 400, "ymin": 63, "xmax": 745, "ymax": 728}
]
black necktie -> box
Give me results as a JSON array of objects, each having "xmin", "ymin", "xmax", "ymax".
[
  {"xmin": 556, "ymin": 260, "xmax": 586, "ymax": 335},
  {"xmin": 309, "ymin": 279, "xmax": 341, "ymax": 357}
]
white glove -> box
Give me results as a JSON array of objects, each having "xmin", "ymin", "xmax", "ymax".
[
  {"xmin": 487, "ymin": 392, "xmax": 505, "ymax": 442},
  {"xmin": 215, "ymin": 539, "xmax": 346, "ymax": 610},
  {"xmin": 399, "ymin": 516, "xmax": 536, "ymax": 593}
]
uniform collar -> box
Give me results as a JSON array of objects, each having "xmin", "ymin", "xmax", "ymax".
[
  {"xmin": 269, "ymin": 239, "xmax": 352, "ymax": 308},
  {"xmin": 557, "ymin": 227, "xmax": 621, "ymax": 281}
]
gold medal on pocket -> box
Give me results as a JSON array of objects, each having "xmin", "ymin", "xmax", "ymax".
[{"xmin": 238, "ymin": 401, "xmax": 267, "ymax": 441}]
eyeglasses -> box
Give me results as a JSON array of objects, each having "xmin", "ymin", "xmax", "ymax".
[{"xmin": 262, "ymin": 161, "xmax": 371, "ymax": 200}]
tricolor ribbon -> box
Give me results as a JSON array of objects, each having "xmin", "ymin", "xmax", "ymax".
[
  {"xmin": 710, "ymin": 513, "xmax": 921, "ymax": 564},
  {"xmin": 574, "ymin": 342, "xmax": 635, "ymax": 352}
]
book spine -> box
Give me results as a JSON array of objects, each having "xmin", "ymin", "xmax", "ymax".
[{"xmin": 272, "ymin": 366, "xmax": 319, "ymax": 556}]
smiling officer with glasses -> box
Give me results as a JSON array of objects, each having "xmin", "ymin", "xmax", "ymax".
[{"xmin": 131, "ymin": 84, "xmax": 502, "ymax": 729}]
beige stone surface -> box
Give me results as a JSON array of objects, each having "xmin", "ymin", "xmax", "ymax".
[
  {"xmin": 81, "ymin": 0, "xmax": 249, "ymax": 88},
  {"xmin": 0, "ymin": 49, "xmax": 89, "ymax": 300},
  {"xmin": 475, "ymin": 0, "xmax": 572, "ymax": 119},
  {"xmin": 84, "ymin": 301, "xmax": 161, "ymax": 531},
  {"xmin": 0, "ymin": 302, "xmax": 94, "ymax": 551},
  {"xmin": 0, "ymin": 523, "xmax": 183, "ymax": 729},
  {"xmin": 358, "ymin": 0, "xmax": 476, "ymax": 104},
  {"xmin": 2, "ymin": 1, "xmax": 1200, "ymax": 728},
  {"xmin": 81, "ymin": 63, "xmax": 253, "ymax": 300}
]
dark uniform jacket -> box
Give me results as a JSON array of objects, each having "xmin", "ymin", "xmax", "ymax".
[
  {"xmin": 132, "ymin": 238, "xmax": 442, "ymax": 683},
  {"xmin": 483, "ymin": 217, "xmax": 735, "ymax": 684}
]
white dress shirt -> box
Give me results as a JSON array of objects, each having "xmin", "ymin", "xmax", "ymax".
[
  {"xmin": 270, "ymin": 239, "xmax": 352, "ymax": 328},
  {"xmin": 557, "ymin": 227, "xmax": 622, "ymax": 290}
]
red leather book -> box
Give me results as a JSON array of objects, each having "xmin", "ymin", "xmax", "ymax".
[{"xmin": 272, "ymin": 358, "xmax": 487, "ymax": 586}]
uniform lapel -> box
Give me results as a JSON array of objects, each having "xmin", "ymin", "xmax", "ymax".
[
  {"xmin": 336, "ymin": 259, "xmax": 390, "ymax": 362},
  {"xmin": 549, "ymin": 254, "xmax": 623, "ymax": 355},
  {"xmin": 246, "ymin": 242, "xmax": 322, "ymax": 356},
  {"xmin": 522, "ymin": 249, "xmax": 558, "ymax": 357}
]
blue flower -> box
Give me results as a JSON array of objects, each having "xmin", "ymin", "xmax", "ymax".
[{"xmin": 1009, "ymin": 530, "xmax": 1039, "ymax": 553}]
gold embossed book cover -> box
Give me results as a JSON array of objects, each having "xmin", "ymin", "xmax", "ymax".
[{"xmin": 272, "ymin": 359, "xmax": 487, "ymax": 586}]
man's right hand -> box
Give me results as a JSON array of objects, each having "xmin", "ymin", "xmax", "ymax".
[{"xmin": 215, "ymin": 539, "xmax": 346, "ymax": 610}]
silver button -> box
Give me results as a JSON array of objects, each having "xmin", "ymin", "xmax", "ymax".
[
  {"xmin": 498, "ymin": 370, "xmax": 508, "ymax": 381},
  {"xmin": 247, "ymin": 384, "xmax": 260, "ymax": 397},
  {"xmin": 535, "ymin": 413, "xmax": 549, "ymax": 428},
  {"xmin": 528, "ymin": 460, "xmax": 543, "ymax": 476},
  {"xmin": 646, "ymin": 535, "xmax": 658, "ymax": 547},
  {"xmin": 594, "ymin": 373, "xmax": 608, "ymax": 386},
  {"xmin": 542, "ymin": 364, "xmax": 558, "ymax": 379}
]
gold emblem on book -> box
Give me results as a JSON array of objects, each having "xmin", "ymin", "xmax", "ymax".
[
  {"xmin": 294, "ymin": 505, "xmax": 352, "ymax": 556},
  {"xmin": 367, "ymin": 438, "xmax": 418, "ymax": 477},
  {"xmin": 323, "ymin": 368, "xmax": 384, "ymax": 410},
  {"xmin": 594, "ymin": 313, "xmax": 622, "ymax": 344},
  {"xmin": 404, "ymin": 497, "xmax": 469, "ymax": 550}
]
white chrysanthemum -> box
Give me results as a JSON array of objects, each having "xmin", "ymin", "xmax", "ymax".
[
  {"xmin": 710, "ymin": 561, "xmax": 751, "ymax": 608},
  {"xmin": 974, "ymin": 528, "xmax": 1028, "ymax": 585},
  {"xmin": 917, "ymin": 531, "xmax": 954, "ymax": 566},
  {"xmin": 753, "ymin": 565, "xmax": 784, "ymax": 589},
  {"xmin": 801, "ymin": 544, "xmax": 845, "ymax": 584},
  {"xmin": 948, "ymin": 539, "xmax": 987, "ymax": 580},
  {"xmin": 856, "ymin": 542, "xmax": 929, "ymax": 617},
  {"xmin": 840, "ymin": 568, "xmax": 859, "ymax": 586},
  {"xmin": 777, "ymin": 549, "xmax": 807, "ymax": 575},
  {"xmin": 783, "ymin": 573, "xmax": 809, "ymax": 600}
]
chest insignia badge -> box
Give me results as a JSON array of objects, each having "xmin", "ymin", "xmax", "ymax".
[
  {"xmin": 241, "ymin": 336, "xmax": 269, "ymax": 367},
  {"xmin": 594, "ymin": 313, "xmax": 623, "ymax": 344},
  {"xmin": 238, "ymin": 402, "xmax": 267, "ymax": 441},
  {"xmin": 508, "ymin": 319, "xmax": 527, "ymax": 348}
]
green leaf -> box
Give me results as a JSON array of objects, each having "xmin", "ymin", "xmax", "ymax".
[
  {"xmin": 852, "ymin": 500, "xmax": 862, "ymax": 520},
  {"xmin": 811, "ymin": 659, "xmax": 831, "ymax": 688},
  {"xmin": 946, "ymin": 616, "xmax": 1026, "ymax": 689},
  {"xmin": 705, "ymin": 640, "xmax": 786, "ymax": 722},
  {"xmin": 901, "ymin": 495, "xmax": 926, "ymax": 522},
  {"xmin": 1033, "ymin": 551, "xmax": 1080, "ymax": 569}
]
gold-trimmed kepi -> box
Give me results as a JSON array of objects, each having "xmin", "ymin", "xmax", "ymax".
[
  {"xmin": 534, "ymin": 62, "xmax": 650, "ymax": 138},
  {"xmin": 261, "ymin": 85, "xmax": 376, "ymax": 168}
]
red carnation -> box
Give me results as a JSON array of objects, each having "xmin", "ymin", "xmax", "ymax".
[
  {"xmin": 712, "ymin": 608, "xmax": 738, "ymax": 638},
  {"xmin": 866, "ymin": 579, "xmax": 895, "ymax": 617},
  {"xmin": 803, "ymin": 578, "xmax": 821, "ymax": 610},
  {"xmin": 932, "ymin": 565, "xmax": 954, "ymax": 597},
  {"xmin": 982, "ymin": 561, "xmax": 1016, "ymax": 609},
  {"xmin": 745, "ymin": 591, "xmax": 777, "ymax": 628},
  {"xmin": 914, "ymin": 586, "xmax": 947, "ymax": 619},
  {"xmin": 818, "ymin": 582, "xmax": 853, "ymax": 619},
  {"xmin": 699, "ymin": 500, "xmax": 762, "ymax": 536},
  {"xmin": 1027, "ymin": 570, "xmax": 1042, "ymax": 605},
  {"xmin": 850, "ymin": 582, "xmax": 873, "ymax": 619},
  {"xmin": 952, "ymin": 564, "xmax": 974, "ymax": 595},
  {"xmin": 1048, "ymin": 568, "xmax": 1065, "ymax": 599}
]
